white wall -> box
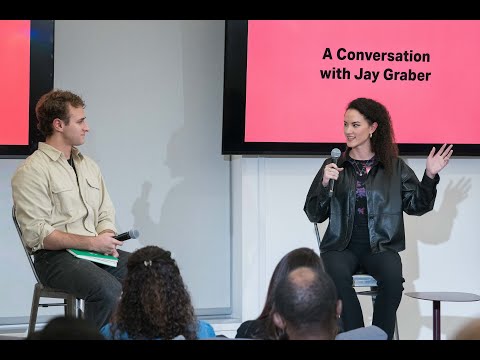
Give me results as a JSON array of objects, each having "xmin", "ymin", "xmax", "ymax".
[{"xmin": 54, "ymin": 20, "xmax": 231, "ymax": 314}]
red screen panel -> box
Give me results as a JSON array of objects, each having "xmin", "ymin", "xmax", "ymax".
[
  {"xmin": 245, "ymin": 20, "xmax": 480, "ymax": 145},
  {"xmin": 0, "ymin": 20, "xmax": 30, "ymax": 145}
]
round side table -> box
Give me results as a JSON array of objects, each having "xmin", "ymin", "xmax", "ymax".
[{"xmin": 405, "ymin": 291, "xmax": 480, "ymax": 340}]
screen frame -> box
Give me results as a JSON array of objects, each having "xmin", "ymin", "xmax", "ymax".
[
  {"xmin": 0, "ymin": 20, "xmax": 54, "ymax": 159},
  {"xmin": 221, "ymin": 20, "xmax": 479, "ymax": 156}
]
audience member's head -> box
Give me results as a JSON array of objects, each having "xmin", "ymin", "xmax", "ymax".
[
  {"xmin": 109, "ymin": 245, "xmax": 198, "ymax": 340},
  {"xmin": 27, "ymin": 316, "xmax": 104, "ymax": 340},
  {"xmin": 272, "ymin": 266, "xmax": 341, "ymax": 340},
  {"xmin": 453, "ymin": 318, "xmax": 480, "ymax": 340},
  {"xmin": 259, "ymin": 247, "xmax": 324, "ymax": 320},
  {"xmin": 249, "ymin": 247, "xmax": 325, "ymax": 339}
]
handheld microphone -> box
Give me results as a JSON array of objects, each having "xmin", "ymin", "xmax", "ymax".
[
  {"xmin": 114, "ymin": 229, "xmax": 140, "ymax": 241},
  {"xmin": 328, "ymin": 148, "xmax": 342, "ymax": 198}
]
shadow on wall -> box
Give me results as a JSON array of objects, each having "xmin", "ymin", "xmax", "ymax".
[
  {"xmin": 130, "ymin": 122, "xmax": 230, "ymax": 311},
  {"xmin": 402, "ymin": 177, "xmax": 471, "ymax": 339},
  {"xmin": 128, "ymin": 22, "xmax": 230, "ymax": 311},
  {"xmin": 129, "ymin": 123, "xmax": 222, "ymax": 265}
]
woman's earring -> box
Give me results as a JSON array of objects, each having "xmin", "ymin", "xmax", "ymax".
[{"xmin": 370, "ymin": 133, "xmax": 372, "ymax": 139}]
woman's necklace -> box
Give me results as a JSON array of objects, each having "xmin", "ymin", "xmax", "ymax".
[
  {"xmin": 351, "ymin": 157, "xmax": 375, "ymax": 177},
  {"xmin": 352, "ymin": 159, "xmax": 366, "ymax": 176}
]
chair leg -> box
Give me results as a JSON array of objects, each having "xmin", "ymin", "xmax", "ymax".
[
  {"xmin": 28, "ymin": 284, "xmax": 42, "ymax": 338},
  {"xmin": 77, "ymin": 299, "xmax": 85, "ymax": 319},
  {"xmin": 393, "ymin": 316, "xmax": 400, "ymax": 340},
  {"xmin": 66, "ymin": 296, "xmax": 76, "ymax": 317},
  {"xmin": 370, "ymin": 290, "xmax": 400, "ymax": 340}
]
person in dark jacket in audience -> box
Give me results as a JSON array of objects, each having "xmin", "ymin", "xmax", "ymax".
[
  {"xmin": 235, "ymin": 247, "xmax": 324, "ymax": 339},
  {"xmin": 235, "ymin": 246, "xmax": 387, "ymax": 340}
]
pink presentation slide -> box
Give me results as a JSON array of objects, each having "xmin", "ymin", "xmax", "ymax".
[
  {"xmin": 0, "ymin": 20, "xmax": 30, "ymax": 145},
  {"xmin": 245, "ymin": 20, "xmax": 480, "ymax": 144}
]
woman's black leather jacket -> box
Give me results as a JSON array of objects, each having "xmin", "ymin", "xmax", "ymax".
[{"xmin": 304, "ymin": 155, "xmax": 439, "ymax": 254}]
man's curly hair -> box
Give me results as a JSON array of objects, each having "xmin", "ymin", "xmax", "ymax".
[
  {"xmin": 110, "ymin": 246, "xmax": 197, "ymax": 340},
  {"xmin": 35, "ymin": 89, "xmax": 85, "ymax": 137}
]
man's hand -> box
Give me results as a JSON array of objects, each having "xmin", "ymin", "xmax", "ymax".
[{"xmin": 94, "ymin": 232, "xmax": 123, "ymax": 257}]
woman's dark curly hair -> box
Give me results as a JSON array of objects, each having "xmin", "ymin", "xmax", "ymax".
[
  {"xmin": 345, "ymin": 97, "xmax": 399, "ymax": 175},
  {"xmin": 110, "ymin": 246, "xmax": 197, "ymax": 340}
]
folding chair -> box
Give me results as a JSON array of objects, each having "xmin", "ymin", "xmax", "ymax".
[{"xmin": 12, "ymin": 206, "xmax": 84, "ymax": 337}]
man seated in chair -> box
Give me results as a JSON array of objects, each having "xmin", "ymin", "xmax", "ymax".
[{"xmin": 11, "ymin": 89, "xmax": 130, "ymax": 329}]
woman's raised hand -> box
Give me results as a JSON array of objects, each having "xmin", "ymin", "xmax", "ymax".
[{"xmin": 426, "ymin": 143, "xmax": 453, "ymax": 178}]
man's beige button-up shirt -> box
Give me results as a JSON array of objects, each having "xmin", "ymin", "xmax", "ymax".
[{"xmin": 12, "ymin": 142, "xmax": 117, "ymax": 252}]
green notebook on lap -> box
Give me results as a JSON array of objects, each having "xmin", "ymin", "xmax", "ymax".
[{"xmin": 67, "ymin": 249, "xmax": 118, "ymax": 267}]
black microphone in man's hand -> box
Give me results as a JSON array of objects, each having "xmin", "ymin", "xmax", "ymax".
[
  {"xmin": 328, "ymin": 148, "xmax": 342, "ymax": 198},
  {"xmin": 114, "ymin": 229, "xmax": 140, "ymax": 241}
]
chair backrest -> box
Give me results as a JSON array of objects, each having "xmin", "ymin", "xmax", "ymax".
[{"xmin": 12, "ymin": 205, "xmax": 41, "ymax": 283}]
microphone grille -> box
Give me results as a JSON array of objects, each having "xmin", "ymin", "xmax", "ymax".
[
  {"xmin": 129, "ymin": 229, "xmax": 140, "ymax": 239},
  {"xmin": 331, "ymin": 148, "xmax": 341, "ymax": 159}
]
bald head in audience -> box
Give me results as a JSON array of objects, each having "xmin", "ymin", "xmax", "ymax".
[{"xmin": 272, "ymin": 266, "xmax": 341, "ymax": 340}]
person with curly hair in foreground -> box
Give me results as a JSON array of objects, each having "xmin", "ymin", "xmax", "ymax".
[{"xmin": 100, "ymin": 245, "xmax": 215, "ymax": 340}]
